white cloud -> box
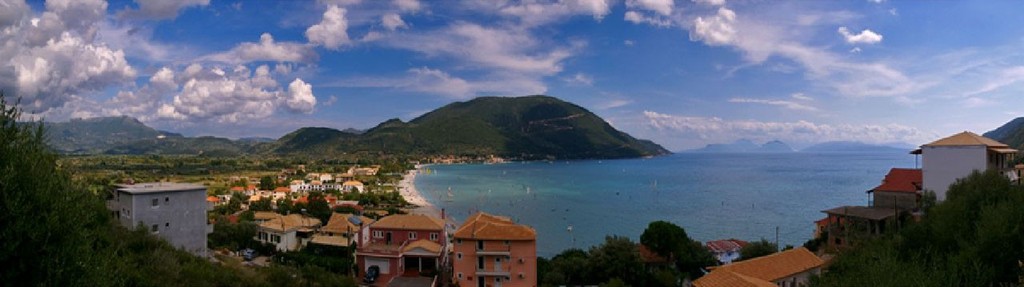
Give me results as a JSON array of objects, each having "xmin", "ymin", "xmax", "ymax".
[
  {"xmin": 205, "ymin": 33, "xmax": 318, "ymax": 64},
  {"xmin": 384, "ymin": 22, "xmax": 575, "ymax": 75},
  {"xmin": 728, "ymin": 98, "xmax": 818, "ymax": 111},
  {"xmin": 694, "ymin": 0, "xmax": 726, "ymax": 6},
  {"xmin": 624, "ymin": 40, "xmax": 635, "ymax": 46},
  {"xmin": 624, "ymin": 11, "xmax": 672, "ymax": 27},
  {"xmin": 381, "ymin": 13, "xmax": 407, "ymax": 31},
  {"xmin": 690, "ymin": 7, "xmax": 737, "ymax": 45},
  {"xmin": 306, "ymin": 5, "xmax": 352, "ymax": 50},
  {"xmin": 494, "ymin": 0, "xmax": 614, "ymax": 27},
  {"xmin": 626, "ymin": 0, "xmax": 674, "ymax": 16},
  {"xmin": 331, "ymin": 67, "xmax": 546, "ymax": 99},
  {"xmin": 393, "ymin": 0, "xmax": 421, "ymax": 12},
  {"xmin": 790, "ymin": 93, "xmax": 813, "ymax": 101},
  {"xmin": 598, "ymin": 99, "xmax": 631, "ymax": 109},
  {"xmin": 119, "ymin": 0, "xmax": 210, "ymax": 20},
  {"xmin": 849, "ymin": 47, "xmax": 862, "ymax": 53},
  {"xmin": 838, "ymin": 26, "xmax": 883, "ymax": 44},
  {"xmin": 642, "ymin": 110, "xmax": 935, "ymax": 147},
  {"xmin": 564, "ymin": 73, "xmax": 594, "ymax": 85},
  {"xmin": 285, "ymin": 78, "xmax": 317, "ymax": 114},
  {"xmin": 0, "ymin": 0, "xmax": 29, "ymax": 27}
]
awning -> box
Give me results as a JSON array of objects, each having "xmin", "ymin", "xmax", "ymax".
[{"xmin": 989, "ymin": 147, "xmax": 1018, "ymax": 154}]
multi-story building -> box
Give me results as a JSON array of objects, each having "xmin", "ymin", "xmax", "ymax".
[
  {"xmin": 110, "ymin": 182, "xmax": 209, "ymax": 257},
  {"xmin": 355, "ymin": 214, "xmax": 447, "ymax": 285},
  {"xmin": 453, "ymin": 212, "xmax": 537, "ymax": 287},
  {"xmin": 917, "ymin": 131, "xmax": 1017, "ymax": 201},
  {"xmin": 255, "ymin": 214, "xmax": 322, "ymax": 252}
]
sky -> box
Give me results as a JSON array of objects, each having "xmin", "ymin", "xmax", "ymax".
[{"xmin": 2, "ymin": 0, "xmax": 1024, "ymax": 151}]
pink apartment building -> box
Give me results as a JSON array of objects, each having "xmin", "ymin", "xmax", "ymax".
[
  {"xmin": 452, "ymin": 212, "xmax": 537, "ymax": 287},
  {"xmin": 355, "ymin": 214, "xmax": 447, "ymax": 286}
]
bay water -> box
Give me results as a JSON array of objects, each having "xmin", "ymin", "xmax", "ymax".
[{"xmin": 415, "ymin": 152, "xmax": 916, "ymax": 257}]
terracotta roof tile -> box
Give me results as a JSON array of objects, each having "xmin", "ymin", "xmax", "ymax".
[
  {"xmin": 274, "ymin": 187, "xmax": 291, "ymax": 193},
  {"xmin": 322, "ymin": 212, "xmax": 374, "ymax": 234},
  {"xmin": 230, "ymin": 186, "xmax": 244, "ymax": 192},
  {"xmin": 694, "ymin": 247, "xmax": 823, "ymax": 287},
  {"xmin": 453, "ymin": 212, "xmax": 536, "ymax": 240},
  {"xmin": 871, "ymin": 168, "xmax": 922, "ymax": 194},
  {"xmin": 372, "ymin": 214, "xmax": 444, "ymax": 231},
  {"xmin": 706, "ymin": 239, "xmax": 749, "ymax": 253},
  {"xmin": 403, "ymin": 239, "xmax": 442, "ymax": 254},
  {"xmin": 259, "ymin": 214, "xmax": 321, "ymax": 233}
]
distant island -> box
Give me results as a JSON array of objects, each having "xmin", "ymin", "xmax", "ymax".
[
  {"xmin": 37, "ymin": 95, "xmax": 670, "ymax": 160},
  {"xmin": 800, "ymin": 141, "xmax": 910, "ymax": 153},
  {"xmin": 687, "ymin": 139, "xmax": 794, "ymax": 153}
]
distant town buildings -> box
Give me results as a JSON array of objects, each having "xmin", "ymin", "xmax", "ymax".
[
  {"xmin": 109, "ymin": 182, "xmax": 209, "ymax": 257},
  {"xmin": 452, "ymin": 212, "xmax": 538, "ymax": 287},
  {"xmin": 706, "ymin": 239, "xmax": 749, "ymax": 265}
]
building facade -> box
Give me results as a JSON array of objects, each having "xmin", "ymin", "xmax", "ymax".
[
  {"xmin": 355, "ymin": 214, "xmax": 447, "ymax": 285},
  {"xmin": 110, "ymin": 182, "xmax": 209, "ymax": 257},
  {"xmin": 919, "ymin": 132, "xmax": 1016, "ymax": 201},
  {"xmin": 255, "ymin": 214, "xmax": 322, "ymax": 252},
  {"xmin": 453, "ymin": 212, "xmax": 537, "ymax": 287}
]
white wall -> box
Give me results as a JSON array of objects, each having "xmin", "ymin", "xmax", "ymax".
[{"xmin": 922, "ymin": 146, "xmax": 987, "ymax": 201}]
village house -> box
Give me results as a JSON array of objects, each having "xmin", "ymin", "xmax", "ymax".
[
  {"xmin": 452, "ymin": 212, "xmax": 537, "ymax": 287},
  {"xmin": 272, "ymin": 186, "xmax": 291, "ymax": 201},
  {"xmin": 706, "ymin": 239, "xmax": 749, "ymax": 265},
  {"xmin": 342, "ymin": 180, "xmax": 365, "ymax": 193},
  {"xmin": 693, "ymin": 247, "xmax": 824, "ymax": 287},
  {"xmin": 255, "ymin": 214, "xmax": 322, "ymax": 252},
  {"xmin": 868, "ymin": 168, "xmax": 922, "ymax": 211},
  {"xmin": 310, "ymin": 212, "xmax": 375, "ymax": 248},
  {"xmin": 915, "ymin": 131, "xmax": 1017, "ymax": 201},
  {"xmin": 355, "ymin": 214, "xmax": 447, "ymax": 286},
  {"xmin": 108, "ymin": 182, "xmax": 210, "ymax": 257}
]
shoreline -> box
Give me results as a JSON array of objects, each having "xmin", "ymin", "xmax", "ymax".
[{"xmin": 398, "ymin": 165, "xmax": 441, "ymax": 218}]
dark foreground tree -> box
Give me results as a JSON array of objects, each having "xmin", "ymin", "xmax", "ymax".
[
  {"xmin": 739, "ymin": 238, "xmax": 778, "ymax": 261},
  {"xmin": 639, "ymin": 220, "xmax": 715, "ymax": 278}
]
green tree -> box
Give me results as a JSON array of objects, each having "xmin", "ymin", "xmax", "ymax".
[
  {"xmin": 587, "ymin": 236, "xmax": 643, "ymax": 285},
  {"xmin": 250, "ymin": 197, "xmax": 274, "ymax": 211},
  {"xmin": 0, "ymin": 96, "xmax": 118, "ymax": 285},
  {"xmin": 739, "ymin": 238, "xmax": 778, "ymax": 261},
  {"xmin": 259, "ymin": 176, "xmax": 276, "ymax": 190},
  {"xmin": 639, "ymin": 220, "xmax": 715, "ymax": 278},
  {"xmin": 541, "ymin": 248, "xmax": 591, "ymax": 286},
  {"xmin": 306, "ymin": 191, "xmax": 332, "ymax": 223}
]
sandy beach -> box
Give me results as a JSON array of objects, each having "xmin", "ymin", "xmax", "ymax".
[{"xmin": 399, "ymin": 165, "xmax": 441, "ymax": 217}]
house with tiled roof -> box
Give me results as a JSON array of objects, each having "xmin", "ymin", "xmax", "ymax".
[
  {"xmin": 452, "ymin": 212, "xmax": 537, "ymax": 287},
  {"xmin": 914, "ymin": 131, "xmax": 1017, "ymax": 201},
  {"xmin": 706, "ymin": 239, "xmax": 749, "ymax": 265},
  {"xmin": 867, "ymin": 168, "xmax": 922, "ymax": 211},
  {"xmin": 355, "ymin": 214, "xmax": 447, "ymax": 286},
  {"xmin": 310, "ymin": 212, "xmax": 375, "ymax": 248},
  {"xmin": 272, "ymin": 186, "xmax": 291, "ymax": 200},
  {"xmin": 255, "ymin": 214, "xmax": 322, "ymax": 251},
  {"xmin": 694, "ymin": 247, "xmax": 824, "ymax": 287},
  {"xmin": 342, "ymin": 180, "xmax": 364, "ymax": 193}
]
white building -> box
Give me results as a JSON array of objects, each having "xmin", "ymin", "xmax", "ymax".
[
  {"xmin": 256, "ymin": 214, "xmax": 322, "ymax": 252},
  {"xmin": 110, "ymin": 182, "xmax": 209, "ymax": 257},
  {"xmin": 917, "ymin": 132, "xmax": 1017, "ymax": 201}
]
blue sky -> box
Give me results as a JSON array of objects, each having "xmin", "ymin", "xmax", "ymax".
[{"xmin": 3, "ymin": 0, "xmax": 1024, "ymax": 151}]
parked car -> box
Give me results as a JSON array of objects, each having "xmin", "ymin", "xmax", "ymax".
[
  {"xmin": 363, "ymin": 265, "xmax": 380, "ymax": 284},
  {"xmin": 241, "ymin": 249, "xmax": 256, "ymax": 261}
]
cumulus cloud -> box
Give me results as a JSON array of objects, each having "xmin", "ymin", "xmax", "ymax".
[
  {"xmin": 626, "ymin": 0, "xmax": 674, "ymax": 16},
  {"xmin": 152, "ymin": 64, "xmax": 318, "ymax": 123},
  {"xmin": 306, "ymin": 5, "xmax": 352, "ymax": 50},
  {"xmin": 205, "ymin": 33, "xmax": 318, "ymax": 64},
  {"xmin": 0, "ymin": 0, "xmax": 29, "ymax": 27},
  {"xmin": 381, "ymin": 13, "xmax": 407, "ymax": 31},
  {"xmin": 494, "ymin": 0, "xmax": 614, "ymax": 27},
  {"xmin": 624, "ymin": 11, "xmax": 672, "ymax": 27},
  {"xmin": 728, "ymin": 98, "xmax": 818, "ymax": 111},
  {"xmin": 690, "ymin": 7, "xmax": 737, "ymax": 46},
  {"xmin": 838, "ymin": 26, "xmax": 883, "ymax": 44},
  {"xmin": 119, "ymin": 0, "xmax": 210, "ymax": 20},
  {"xmin": 642, "ymin": 111, "xmax": 935, "ymax": 147},
  {"xmin": 285, "ymin": 78, "xmax": 316, "ymax": 114}
]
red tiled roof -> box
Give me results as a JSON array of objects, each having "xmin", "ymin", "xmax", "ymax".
[
  {"xmin": 206, "ymin": 196, "xmax": 220, "ymax": 203},
  {"xmin": 453, "ymin": 212, "xmax": 536, "ymax": 240},
  {"xmin": 871, "ymin": 168, "xmax": 922, "ymax": 194},
  {"xmin": 230, "ymin": 186, "xmax": 244, "ymax": 192},
  {"xmin": 694, "ymin": 247, "xmax": 824, "ymax": 287},
  {"xmin": 274, "ymin": 187, "xmax": 290, "ymax": 193},
  {"xmin": 295, "ymin": 196, "xmax": 309, "ymax": 204},
  {"xmin": 707, "ymin": 239, "xmax": 749, "ymax": 253}
]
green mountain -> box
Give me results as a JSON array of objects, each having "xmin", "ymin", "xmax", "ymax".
[
  {"xmin": 40, "ymin": 95, "xmax": 669, "ymax": 159},
  {"xmin": 40, "ymin": 116, "xmax": 178, "ymax": 154},
  {"xmin": 266, "ymin": 95, "xmax": 670, "ymax": 159},
  {"xmin": 984, "ymin": 117, "xmax": 1024, "ymax": 148}
]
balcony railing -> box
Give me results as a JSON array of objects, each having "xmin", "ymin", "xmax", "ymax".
[
  {"xmin": 475, "ymin": 245, "xmax": 511, "ymax": 256},
  {"xmin": 475, "ymin": 268, "xmax": 511, "ymax": 277}
]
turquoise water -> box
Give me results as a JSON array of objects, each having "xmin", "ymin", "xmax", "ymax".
[{"xmin": 416, "ymin": 152, "xmax": 916, "ymax": 257}]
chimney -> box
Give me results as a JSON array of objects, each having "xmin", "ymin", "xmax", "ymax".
[{"xmin": 441, "ymin": 208, "xmax": 446, "ymax": 220}]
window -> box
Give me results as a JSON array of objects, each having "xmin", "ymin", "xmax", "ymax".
[
  {"xmin": 477, "ymin": 240, "xmax": 484, "ymax": 250},
  {"xmin": 495, "ymin": 257, "xmax": 501, "ymax": 263},
  {"xmin": 495, "ymin": 277, "xmax": 501, "ymax": 283},
  {"xmin": 456, "ymin": 238, "xmax": 462, "ymax": 244},
  {"xmin": 430, "ymin": 232, "xmax": 439, "ymax": 241},
  {"xmin": 457, "ymin": 273, "xmax": 463, "ymax": 279},
  {"xmin": 409, "ymin": 232, "xmax": 417, "ymax": 240},
  {"xmin": 165, "ymin": 222, "xmax": 169, "ymax": 227},
  {"xmin": 151, "ymin": 198, "xmax": 159, "ymax": 207},
  {"xmin": 151, "ymin": 224, "xmax": 158, "ymax": 233},
  {"xmin": 457, "ymin": 252, "xmax": 462, "ymax": 260},
  {"xmin": 477, "ymin": 257, "xmax": 484, "ymax": 270},
  {"xmin": 374, "ymin": 230, "xmax": 384, "ymax": 238},
  {"xmin": 504, "ymin": 240, "xmax": 509, "ymax": 246},
  {"xmin": 165, "ymin": 197, "xmax": 169, "ymax": 202}
]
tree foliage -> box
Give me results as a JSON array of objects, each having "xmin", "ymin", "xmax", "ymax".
[
  {"xmin": 739, "ymin": 238, "xmax": 778, "ymax": 261},
  {"xmin": 639, "ymin": 220, "xmax": 715, "ymax": 278},
  {"xmin": 814, "ymin": 170, "xmax": 1024, "ymax": 286}
]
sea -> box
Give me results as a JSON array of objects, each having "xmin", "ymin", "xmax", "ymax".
[{"xmin": 415, "ymin": 152, "xmax": 917, "ymax": 258}]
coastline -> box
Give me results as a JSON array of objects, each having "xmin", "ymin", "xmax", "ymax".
[{"xmin": 399, "ymin": 165, "xmax": 441, "ymax": 218}]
